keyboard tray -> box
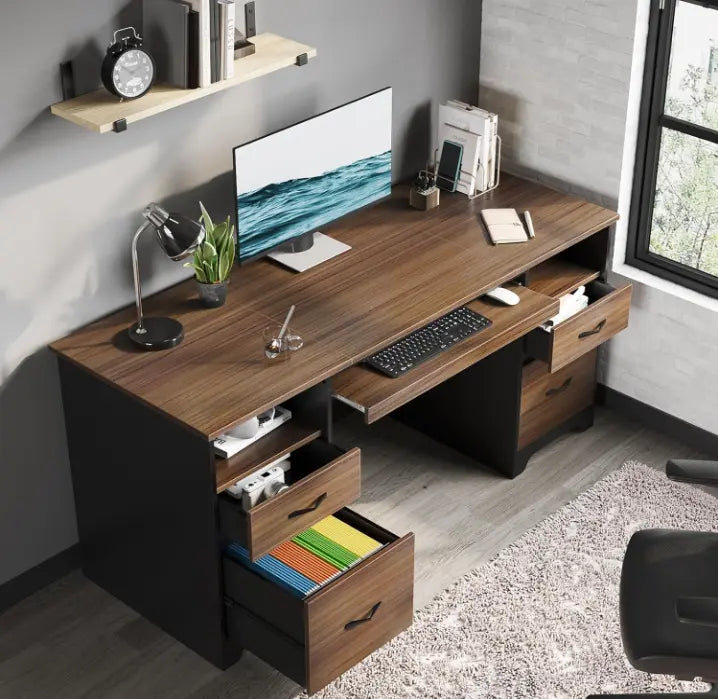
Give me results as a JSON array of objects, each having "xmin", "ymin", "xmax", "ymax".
[{"xmin": 332, "ymin": 285, "xmax": 558, "ymax": 423}]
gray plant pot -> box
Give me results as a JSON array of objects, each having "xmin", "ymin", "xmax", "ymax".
[{"xmin": 196, "ymin": 280, "xmax": 228, "ymax": 308}]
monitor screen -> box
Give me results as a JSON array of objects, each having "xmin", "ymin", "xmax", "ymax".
[{"xmin": 233, "ymin": 88, "xmax": 392, "ymax": 262}]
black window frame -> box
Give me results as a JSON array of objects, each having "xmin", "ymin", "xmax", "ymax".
[{"xmin": 627, "ymin": 0, "xmax": 718, "ymax": 299}]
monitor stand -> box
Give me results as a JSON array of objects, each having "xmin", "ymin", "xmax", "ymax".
[{"xmin": 267, "ymin": 232, "xmax": 351, "ymax": 273}]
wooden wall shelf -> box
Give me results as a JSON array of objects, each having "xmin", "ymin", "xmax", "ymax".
[{"xmin": 50, "ymin": 33, "xmax": 317, "ymax": 134}]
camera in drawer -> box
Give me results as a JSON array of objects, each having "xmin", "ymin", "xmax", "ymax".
[
  {"xmin": 219, "ymin": 441, "xmax": 361, "ymax": 560},
  {"xmin": 526, "ymin": 280, "xmax": 631, "ymax": 373},
  {"xmin": 224, "ymin": 508, "xmax": 415, "ymax": 695},
  {"xmin": 518, "ymin": 351, "xmax": 597, "ymax": 450}
]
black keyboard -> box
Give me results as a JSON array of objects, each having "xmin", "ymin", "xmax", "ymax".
[{"xmin": 365, "ymin": 306, "xmax": 492, "ymax": 378}]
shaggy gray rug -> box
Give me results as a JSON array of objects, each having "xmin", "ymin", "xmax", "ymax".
[{"xmin": 313, "ymin": 462, "xmax": 718, "ymax": 698}]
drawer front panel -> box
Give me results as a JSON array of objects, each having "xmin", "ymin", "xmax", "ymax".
[
  {"xmin": 221, "ymin": 446, "xmax": 362, "ymax": 560},
  {"xmin": 550, "ymin": 282, "xmax": 631, "ymax": 372},
  {"xmin": 519, "ymin": 351, "xmax": 597, "ymax": 449},
  {"xmin": 226, "ymin": 603, "xmax": 306, "ymax": 687},
  {"xmin": 305, "ymin": 534, "xmax": 415, "ymax": 694},
  {"xmin": 224, "ymin": 554, "xmax": 305, "ymax": 644}
]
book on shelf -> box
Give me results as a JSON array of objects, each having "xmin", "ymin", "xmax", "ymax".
[
  {"xmin": 218, "ymin": 0, "xmax": 236, "ymax": 79},
  {"xmin": 142, "ymin": 0, "xmax": 245, "ymax": 89},
  {"xmin": 187, "ymin": 9, "xmax": 199, "ymax": 88},
  {"xmin": 213, "ymin": 405, "xmax": 292, "ymax": 459},
  {"xmin": 209, "ymin": 0, "xmax": 220, "ymax": 82},
  {"xmin": 186, "ymin": 0, "xmax": 211, "ymax": 86},
  {"xmin": 143, "ymin": 0, "xmax": 190, "ymax": 88}
]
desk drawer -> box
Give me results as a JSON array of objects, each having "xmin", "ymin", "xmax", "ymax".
[
  {"xmin": 219, "ymin": 441, "xmax": 361, "ymax": 560},
  {"xmin": 526, "ymin": 281, "xmax": 631, "ymax": 373},
  {"xmin": 518, "ymin": 351, "xmax": 597, "ymax": 450},
  {"xmin": 224, "ymin": 508, "xmax": 415, "ymax": 695}
]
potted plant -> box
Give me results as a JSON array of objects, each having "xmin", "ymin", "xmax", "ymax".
[{"xmin": 187, "ymin": 203, "xmax": 236, "ymax": 308}]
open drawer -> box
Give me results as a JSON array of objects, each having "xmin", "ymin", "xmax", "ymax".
[
  {"xmin": 219, "ymin": 441, "xmax": 361, "ymax": 560},
  {"xmin": 526, "ymin": 280, "xmax": 632, "ymax": 373},
  {"xmin": 224, "ymin": 508, "xmax": 415, "ymax": 695}
]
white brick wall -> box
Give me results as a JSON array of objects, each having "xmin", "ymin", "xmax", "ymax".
[
  {"xmin": 602, "ymin": 281, "xmax": 718, "ymax": 433},
  {"xmin": 480, "ymin": 0, "xmax": 636, "ymax": 207},
  {"xmin": 481, "ymin": 0, "xmax": 718, "ymax": 436}
]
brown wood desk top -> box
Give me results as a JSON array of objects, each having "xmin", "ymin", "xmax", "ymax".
[{"xmin": 51, "ymin": 174, "xmax": 618, "ymax": 439}]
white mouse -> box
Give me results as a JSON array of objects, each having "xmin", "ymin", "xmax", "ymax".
[{"xmin": 484, "ymin": 287, "xmax": 520, "ymax": 306}]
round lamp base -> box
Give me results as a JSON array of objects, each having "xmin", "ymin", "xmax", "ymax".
[{"xmin": 128, "ymin": 317, "xmax": 184, "ymax": 350}]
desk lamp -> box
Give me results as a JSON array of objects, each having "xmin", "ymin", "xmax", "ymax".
[{"xmin": 129, "ymin": 203, "xmax": 205, "ymax": 350}]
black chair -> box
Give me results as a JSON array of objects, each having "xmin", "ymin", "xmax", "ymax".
[{"xmin": 589, "ymin": 459, "xmax": 718, "ymax": 698}]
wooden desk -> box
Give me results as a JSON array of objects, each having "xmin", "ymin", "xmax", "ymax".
[
  {"xmin": 51, "ymin": 174, "xmax": 625, "ymax": 694},
  {"xmin": 53, "ymin": 175, "xmax": 617, "ymax": 438}
]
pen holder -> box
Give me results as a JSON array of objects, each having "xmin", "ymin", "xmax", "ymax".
[
  {"xmin": 409, "ymin": 185, "xmax": 440, "ymax": 211},
  {"xmin": 263, "ymin": 325, "xmax": 304, "ymax": 361},
  {"xmin": 409, "ymin": 167, "xmax": 440, "ymax": 211}
]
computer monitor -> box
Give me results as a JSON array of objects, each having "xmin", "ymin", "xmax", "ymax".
[{"xmin": 233, "ymin": 87, "xmax": 392, "ymax": 271}]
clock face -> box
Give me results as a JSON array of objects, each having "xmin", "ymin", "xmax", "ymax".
[{"xmin": 112, "ymin": 49, "xmax": 154, "ymax": 98}]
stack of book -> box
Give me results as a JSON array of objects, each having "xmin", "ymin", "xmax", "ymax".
[
  {"xmin": 144, "ymin": 0, "xmax": 250, "ymax": 89},
  {"xmin": 438, "ymin": 100, "xmax": 499, "ymax": 196},
  {"xmin": 225, "ymin": 515, "xmax": 384, "ymax": 598}
]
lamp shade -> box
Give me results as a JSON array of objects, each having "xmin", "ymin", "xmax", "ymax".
[{"xmin": 143, "ymin": 203, "xmax": 205, "ymax": 261}]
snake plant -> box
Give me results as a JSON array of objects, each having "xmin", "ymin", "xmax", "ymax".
[{"xmin": 186, "ymin": 202, "xmax": 236, "ymax": 284}]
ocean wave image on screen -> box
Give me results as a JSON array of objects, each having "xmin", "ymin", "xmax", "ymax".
[{"xmin": 237, "ymin": 150, "xmax": 391, "ymax": 260}]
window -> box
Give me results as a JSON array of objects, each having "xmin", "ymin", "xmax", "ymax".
[{"xmin": 628, "ymin": 0, "xmax": 718, "ymax": 298}]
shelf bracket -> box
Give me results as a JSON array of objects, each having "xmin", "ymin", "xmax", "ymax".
[
  {"xmin": 113, "ymin": 118, "xmax": 128, "ymax": 134},
  {"xmin": 59, "ymin": 62, "xmax": 76, "ymax": 101},
  {"xmin": 296, "ymin": 52, "xmax": 309, "ymax": 67}
]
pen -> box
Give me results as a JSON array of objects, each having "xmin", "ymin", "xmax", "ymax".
[{"xmin": 524, "ymin": 211, "xmax": 536, "ymax": 239}]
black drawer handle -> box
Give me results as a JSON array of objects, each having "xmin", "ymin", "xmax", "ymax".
[
  {"xmin": 546, "ymin": 377, "xmax": 572, "ymax": 397},
  {"xmin": 288, "ymin": 492, "xmax": 327, "ymax": 520},
  {"xmin": 344, "ymin": 602, "xmax": 382, "ymax": 631},
  {"xmin": 578, "ymin": 318, "xmax": 606, "ymax": 339}
]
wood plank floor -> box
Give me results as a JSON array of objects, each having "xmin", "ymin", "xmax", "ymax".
[{"xmin": 0, "ymin": 408, "xmax": 707, "ymax": 699}]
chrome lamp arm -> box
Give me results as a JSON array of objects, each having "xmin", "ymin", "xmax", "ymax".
[{"xmin": 131, "ymin": 220, "xmax": 152, "ymax": 336}]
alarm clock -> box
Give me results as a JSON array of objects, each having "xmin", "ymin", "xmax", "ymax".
[{"xmin": 101, "ymin": 27, "xmax": 155, "ymax": 100}]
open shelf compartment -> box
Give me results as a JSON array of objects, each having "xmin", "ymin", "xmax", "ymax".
[
  {"xmin": 526, "ymin": 258, "xmax": 601, "ymax": 299},
  {"xmin": 215, "ymin": 420, "xmax": 321, "ymax": 494}
]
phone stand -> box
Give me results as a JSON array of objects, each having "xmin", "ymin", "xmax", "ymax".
[{"xmin": 428, "ymin": 136, "xmax": 503, "ymax": 200}]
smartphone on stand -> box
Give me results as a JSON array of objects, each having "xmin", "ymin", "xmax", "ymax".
[{"xmin": 436, "ymin": 140, "xmax": 464, "ymax": 192}]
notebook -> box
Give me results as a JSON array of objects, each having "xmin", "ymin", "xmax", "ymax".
[{"xmin": 481, "ymin": 208, "xmax": 529, "ymax": 245}]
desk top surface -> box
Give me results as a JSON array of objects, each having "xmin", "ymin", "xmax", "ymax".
[{"xmin": 51, "ymin": 175, "xmax": 618, "ymax": 439}]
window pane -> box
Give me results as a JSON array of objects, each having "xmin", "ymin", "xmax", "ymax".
[
  {"xmin": 649, "ymin": 128, "xmax": 718, "ymax": 277},
  {"xmin": 664, "ymin": 1, "xmax": 718, "ymax": 130}
]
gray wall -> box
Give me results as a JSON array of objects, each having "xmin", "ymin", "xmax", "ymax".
[
  {"xmin": 479, "ymin": 0, "xmax": 636, "ymax": 208},
  {"xmin": 0, "ymin": 0, "xmax": 482, "ymax": 586}
]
